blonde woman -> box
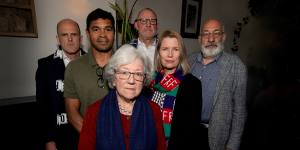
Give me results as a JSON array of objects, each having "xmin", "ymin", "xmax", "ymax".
[{"xmin": 150, "ymin": 30, "xmax": 203, "ymax": 149}]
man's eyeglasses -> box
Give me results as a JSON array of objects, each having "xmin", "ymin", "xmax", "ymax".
[
  {"xmin": 115, "ymin": 70, "xmax": 145, "ymax": 82},
  {"xmin": 96, "ymin": 66, "xmax": 105, "ymax": 88},
  {"xmin": 201, "ymin": 30, "xmax": 224, "ymax": 38},
  {"xmin": 136, "ymin": 18, "xmax": 157, "ymax": 25}
]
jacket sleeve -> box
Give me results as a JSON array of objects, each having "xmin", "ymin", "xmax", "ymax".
[
  {"xmin": 35, "ymin": 58, "xmax": 56, "ymax": 143},
  {"xmin": 168, "ymin": 74, "xmax": 203, "ymax": 149},
  {"xmin": 227, "ymin": 58, "xmax": 248, "ymax": 150}
]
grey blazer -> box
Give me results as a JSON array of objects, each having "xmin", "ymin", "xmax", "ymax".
[{"xmin": 189, "ymin": 52, "xmax": 247, "ymax": 150}]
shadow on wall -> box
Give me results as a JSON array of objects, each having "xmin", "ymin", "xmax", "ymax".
[{"xmin": 239, "ymin": 1, "xmax": 300, "ymax": 149}]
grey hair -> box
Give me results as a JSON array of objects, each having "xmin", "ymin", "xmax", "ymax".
[{"xmin": 104, "ymin": 44, "xmax": 153, "ymax": 88}]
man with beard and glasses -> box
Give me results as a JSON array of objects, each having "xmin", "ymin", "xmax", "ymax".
[
  {"xmin": 64, "ymin": 8, "xmax": 115, "ymax": 133},
  {"xmin": 188, "ymin": 19, "xmax": 247, "ymax": 150}
]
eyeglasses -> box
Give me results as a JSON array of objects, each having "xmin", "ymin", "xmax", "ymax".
[
  {"xmin": 136, "ymin": 18, "xmax": 157, "ymax": 25},
  {"xmin": 96, "ymin": 66, "xmax": 105, "ymax": 88},
  {"xmin": 115, "ymin": 70, "xmax": 145, "ymax": 82},
  {"xmin": 201, "ymin": 30, "xmax": 224, "ymax": 38}
]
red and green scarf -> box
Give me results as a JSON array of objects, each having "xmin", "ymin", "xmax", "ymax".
[{"xmin": 150, "ymin": 69, "xmax": 184, "ymax": 139}]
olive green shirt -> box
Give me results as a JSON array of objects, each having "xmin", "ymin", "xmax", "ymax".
[{"xmin": 64, "ymin": 51, "xmax": 109, "ymax": 116}]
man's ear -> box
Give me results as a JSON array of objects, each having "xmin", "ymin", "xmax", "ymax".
[
  {"xmin": 80, "ymin": 35, "xmax": 83, "ymax": 43},
  {"xmin": 198, "ymin": 35, "xmax": 202, "ymax": 44},
  {"xmin": 86, "ymin": 30, "xmax": 90, "ymax": 39},
  {"xmin": 222, "ymin": 33, "xmax": 226, "ymax": 42},
  {"xmin": 56, "ymin": 35, "xmax": 60, "ymax": 44},
  {"xmin": 134, "ymin": 21, "xmax": 138, "ymax": 30},
  {"xmin": 56, "ymin": 35, "xmax": 61, "ymax": 50}
]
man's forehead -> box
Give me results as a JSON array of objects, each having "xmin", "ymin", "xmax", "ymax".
[
  {"xmin": 202, "ymin": 21, "xmax": 222, "ymax": 31},
  {"xmin": 91, "ymin": 18, "xmax": 112, "ymax": 25},
  {"xmin": 58, "ymin": 26, "xmax": 80, "ymax": 34},
  {"xmin": 139, "ymin": 10, "xmax": 156, "ymax": 18}
]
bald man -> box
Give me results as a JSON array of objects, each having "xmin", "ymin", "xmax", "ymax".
[
  {"xmin": 188, "ymin": 19, "xmax": 247, "ymax": 150},
  {"xmin": 36, "ymin": 18, "xmax": 85, "ymax": 150}
]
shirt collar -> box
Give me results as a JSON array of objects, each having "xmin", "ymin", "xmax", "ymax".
[
  {"xmin": 88, "ymin": 49, "xmax": 98, "ymax": 68},
  {"xmin": 61, "ymin": 49, "xmax": 82, "ymax": 67},
  {"xmin": 137, "ymin": 38, "xmax": 158, "ymax": 47},
  {"xmin": 62, "ymin": 51, "xmax": 71, "ymax": 67}
]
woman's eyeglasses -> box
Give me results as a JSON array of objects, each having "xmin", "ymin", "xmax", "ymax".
[
  {"xmin": 115, "ymin": 70, "xmax": 145, "ymax": 82},
  {"xmin": 96, "ymin": 66, "xmax": 105, "ymax": 88}
]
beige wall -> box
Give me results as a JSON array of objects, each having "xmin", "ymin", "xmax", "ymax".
[
  {"xmin": 0, "ymin": 0, "xmax": 115, "ymax": 101},
  {"xmin": 116, "ymin": 0, "xmax": 249, "ymax": 55},
  {"xmin": 0, "ymin": 0, "xmax": 251, "ymax": 104}
]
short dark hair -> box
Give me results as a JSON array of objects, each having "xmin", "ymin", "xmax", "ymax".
[{"xmin": 86, "ymin": 8, "xmax": 115, "ymax": 31}]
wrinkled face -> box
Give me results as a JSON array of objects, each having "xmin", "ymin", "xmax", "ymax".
[
  {"xmin": 114, "ymin": 58, "xmax": 145, "ymax": 102},
  {"xmin": 57, "ymin": 20, "xmax": 82, "ymax": 54},
  {"xmin": 134, "ymin": 9, "xmax": 158, "ymax": 41},
  {"xmin": 159, "ymin": 37, "xmax": 181, "ymax": 73},
  {"xmin": 86, "ymin": 18, "xmax": 115, "ymax": 52},
  {"xmin": 199, "ymin": 19, "xmax": 226, "ymax": 58}
]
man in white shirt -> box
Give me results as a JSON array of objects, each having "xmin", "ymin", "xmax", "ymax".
[{"xmin": 129, "ymin": 8, "xmax": 158, "ymax": 67}]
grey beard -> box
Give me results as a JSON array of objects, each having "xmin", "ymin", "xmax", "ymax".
[{"xmin": 201, "ymin": 42, "xmax": 224, "ymax": 58}]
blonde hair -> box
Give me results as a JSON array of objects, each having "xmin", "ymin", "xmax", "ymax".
[{"xmin": 154, "ymin": 30, "xmax": 190, "ymax": 75}]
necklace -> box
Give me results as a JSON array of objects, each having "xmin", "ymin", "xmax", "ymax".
[
  {"xmin": 118, "ymin": 100, "xmax": 135, "ymax": 116},
  {"xmin": 118, "ymin": 105, "xmax": 133, "ymax": 116}
]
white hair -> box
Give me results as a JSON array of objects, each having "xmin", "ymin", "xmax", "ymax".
[
  {"xmin": 201, "ymin": 41, "xmax": 224, "ymax": 58},
  {"xmin": 104, "ymin": 44, "xmax": 153, "ymax": 88}
]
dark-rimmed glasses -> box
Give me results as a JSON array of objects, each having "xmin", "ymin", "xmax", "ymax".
[
  {"xmin": 136, "ymin": 18, "xmax": 157, "ymax": 25},
  {"xmin": 96, "ymin": 66, "xmax": 105, "ymax": 88},
  {"xmin": 115, "ymin": 70, "xmax": 145, "ymax": 82}
]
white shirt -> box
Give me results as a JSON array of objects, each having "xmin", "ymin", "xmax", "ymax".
[
  {"xmin": 62, "ymin": 51, "xmax": 71, "ymax": 67},
  {"xmin": 61, "ymin": 50, "xmax": 82, "ymax": 67},
  {"xmin": 137, "ymin": 38, "xmax": 157, "ymax": 67}
]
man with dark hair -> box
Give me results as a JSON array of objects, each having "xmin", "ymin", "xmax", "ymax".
[
  {"xmin": 36, "ymin": 18, "xmax": 85, "ymax": 150},
  {"xmin": 64, "ymin": 8, "xmax": 115, "ymax": 132}
]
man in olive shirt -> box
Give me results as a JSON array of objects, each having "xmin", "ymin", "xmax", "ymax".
[{"xmin": 64, "ymin": 8, "xmax": 115, "ymax": 132}]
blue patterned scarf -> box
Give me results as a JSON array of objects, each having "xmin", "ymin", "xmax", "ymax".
[{"xmin": 96, "ymin": 90, "xmax": 157, "ymax": 150}]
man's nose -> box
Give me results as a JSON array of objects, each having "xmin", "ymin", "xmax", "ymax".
[
  {"xmin": 208, "ymin": 34, "xmax": 215, "ymax": 42},
  {"xmin": 168, "ymin": 49, "xmax": 173, "ymax": 57},
  {"xmin": 68, "ymin": 35, "xmax": 73, "ymax": 41}
]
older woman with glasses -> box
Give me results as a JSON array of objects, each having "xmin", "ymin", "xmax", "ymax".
[{"xmin": 78, "ymin": 44, "xmax": 166, "ymax": 150}]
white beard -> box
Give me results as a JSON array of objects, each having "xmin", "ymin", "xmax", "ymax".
[{"xmin": 201, "ymin": 42, "xmax": 224, "ymax": 58}]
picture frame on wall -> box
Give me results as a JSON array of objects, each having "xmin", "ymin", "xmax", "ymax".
[
  {"xmin": 0, "ymin": 0, "xmax": 38, "ymax": 38},
  {"xmin": 180, "ymin": 0, "xmax": 202, "ymax": 39}
]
